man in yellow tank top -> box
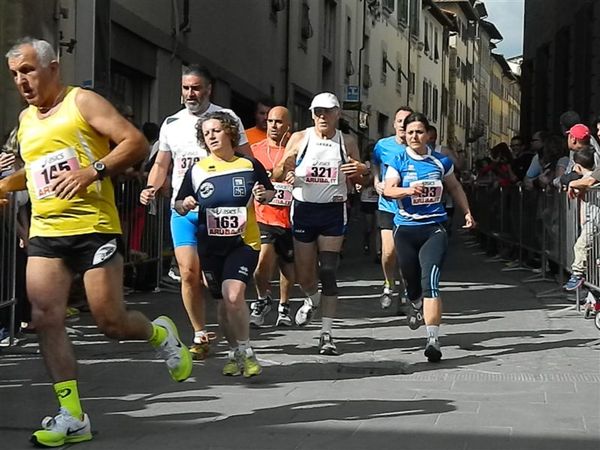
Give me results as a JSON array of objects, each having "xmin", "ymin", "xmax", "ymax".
[{"xmin": 0, "ymin": 37, "xmax": 192, "ymax": 448}]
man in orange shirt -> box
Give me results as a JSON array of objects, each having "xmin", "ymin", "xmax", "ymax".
[
  {"xmin": 250, "ymin": 106, "xmax": 295, "ymax": 326},
  {"xmin": 245, "ymin": 98, "xmax": 274, "ymax": 145}
]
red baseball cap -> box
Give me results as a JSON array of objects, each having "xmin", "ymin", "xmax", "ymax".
[{"xmin": 568, "ymin": 124, "xmax": 590, "ymax": 141}]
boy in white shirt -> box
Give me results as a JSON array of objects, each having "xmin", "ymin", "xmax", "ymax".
[{"xmin": 563, "ymin": 147, "xmax": 599, "ymax": 290}]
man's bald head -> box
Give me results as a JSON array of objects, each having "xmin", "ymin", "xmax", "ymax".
[{"xmin": 267, "ymin": 106, "xmax": 291, "ymax": 144}]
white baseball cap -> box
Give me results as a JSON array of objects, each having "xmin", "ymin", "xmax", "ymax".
[{"xmin": 309, "ymin": 92, "xmax": 340, "ymax": 110}]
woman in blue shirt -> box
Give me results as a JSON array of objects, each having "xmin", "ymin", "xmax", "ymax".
[{"xmin": 384, "ymin": 112, "xmax": 475, "ymax": 362}]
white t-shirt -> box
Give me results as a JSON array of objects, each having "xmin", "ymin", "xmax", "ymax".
[
  {"xmin": 360, "ymin": 161, "xmax": 379, "ymax": 203},
  {"xmin": 158, "ymin": 103, "xmax": 248, "ymax": 207}
]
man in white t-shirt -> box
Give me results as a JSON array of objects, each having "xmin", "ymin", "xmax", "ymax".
[{"xmin": 140, "ymin": 65, "xmax": 250, "ymax": 359}]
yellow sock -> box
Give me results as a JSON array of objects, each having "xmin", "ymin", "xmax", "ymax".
[
  {"xmin": 148, "ymin": 323, "xmax": 167, "ymax": 347},
  {"xmin": 54, "ymin": 380, "xmax": 82, "ymax": 419}
]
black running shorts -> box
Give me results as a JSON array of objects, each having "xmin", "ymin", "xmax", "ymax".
[
  {"xmin": 28, "ymin": 233, "xmax": 124, "ymax": 274},
  {"xmin": 360, "ymin": 202, "xmax": 378, "ymax": 214},
  {"xmin": 377, "ymin": 210, "xmax": 395, "ymax": 230},
  {"xmin": 202, "ymin": 245, "xmax": 259, "ymax": 299},
  {"xmin": 258, "ymin": 223, "xmax": 294, "ymax": 263}
]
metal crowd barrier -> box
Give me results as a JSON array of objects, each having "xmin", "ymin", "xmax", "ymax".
[
  {"xmin": 0, "ymin": 177, "xmax": 170, "ymax": 348},
  {"xmin": 114, "ymin": 176, "xmax": 167, "ymax": 293},
  {"xmin": 466, "ymin": 183, "xmax": 585, "ymax": 307},
  {"xmin": 583, "ymin": 187, "xmax": 600, "ymax": 293},
  {"xmin": 0, "ymin": 194, "xmax": 17, "ymax": 345}
]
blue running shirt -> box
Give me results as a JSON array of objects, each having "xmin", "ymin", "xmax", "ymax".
[
  {"xmin": 384, "ymin": 147, "xmax": 454, "ymax": 226},
  {"xmin": 372, "ymin": 136, "xmax": 406, "ymax": 214}
]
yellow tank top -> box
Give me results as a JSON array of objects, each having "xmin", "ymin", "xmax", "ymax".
[{"xmin": 18, "ymin": 86, "xmax": 122, "ymax": 237}]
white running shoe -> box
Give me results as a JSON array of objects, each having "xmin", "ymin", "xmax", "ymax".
[
  {"xmin": 168, "ymin": 267, "xmax": 181, "ymax": 283},
  {"xmin": 295, "ymin": 298, "xmax": 316, "ymax": 326},
  {"xmin": 276, "ymin": 304, "xmax": 293, "ymax": 327},
  {"xmin": 31, "ymin": 407, "xmax": 92, "ymax": 447}
]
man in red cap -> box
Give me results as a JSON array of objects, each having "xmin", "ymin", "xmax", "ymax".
[
  {"xmin": 556, "ymin": 124, "xmax": 599, "ymax": 188},
  {"xmin": 567, "ymin": 124, "xmax": 591, "ymax": 151}
]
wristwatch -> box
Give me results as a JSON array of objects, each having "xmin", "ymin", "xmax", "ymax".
[{"xmin": 92, "ymin": 160, "xmax": 107, "ymax": 180}]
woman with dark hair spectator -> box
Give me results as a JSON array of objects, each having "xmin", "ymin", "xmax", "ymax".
[
  {"xmin": 474, "ymin": 157, "xmax": 493, "ymax": 185},
  {"xmin": 478, "ymin": 143, "xmax": 517, "ymax": 188}
]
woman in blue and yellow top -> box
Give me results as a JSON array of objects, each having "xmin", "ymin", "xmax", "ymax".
[{"xmin": 176, "ymin": 111, "xmax": 274, "ymax": 378}]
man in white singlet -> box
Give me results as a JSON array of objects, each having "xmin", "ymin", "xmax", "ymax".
[
  {"xmin": 140, "ymin": 65, "xmax": 250, "ymax": 359},
  {"xmin": 274, "ymin": 92, "xmax": 366, "ymax": 355}
]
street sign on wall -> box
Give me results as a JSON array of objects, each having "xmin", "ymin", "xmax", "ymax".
[{"xmin": 345, "ymin": 85, "xmax": 359, "ymax": 102}]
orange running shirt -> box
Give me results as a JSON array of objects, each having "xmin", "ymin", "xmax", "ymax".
[
  {"xmin": 251, "ymin": 139, "xmax": 291, "ymax": 229},
  {"xmin": 245, "ymin": 127, "xmax": 267, "ymax": 146}
]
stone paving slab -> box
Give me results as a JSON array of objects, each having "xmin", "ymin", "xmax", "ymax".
[{"xmin": 1, "ymin": 225, "xmax": 599, "ymax": 449}]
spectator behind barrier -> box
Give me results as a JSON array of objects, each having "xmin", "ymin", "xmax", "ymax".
[
  {"xmin": 510, "ymin": 135, "xmax": 535, "ymax": 181},
  {"xmin": 591, "ymin": 116, "xmax": 600, "ymax": 148},
  {"xmin": 525, "ymin": 134, "xmax": 568, "ymax": 190},
  {"xmin": 478, "ymin": 143, "xmax": 517, "ymax": 188},
  {"xmin": 0, "ymin": 127, "xmax": 32, "ymax": 339},
  {"xmin": 554, "ymin": 124, "xmax": 596, "ymax": 189},
  {"xmin": 560, "ymin": 146, "xmax": 594, "ymax": 189},
  {"xmin": 559, "ymin": 110, "xmax": 581, "ymax": 135},
  {"xmin": 563, "ymin": 147, "xmax": 599, "ymax": 291},
  {"xmin": 474, "ymin": 157, "xmax": 493, "ymax": 185}
]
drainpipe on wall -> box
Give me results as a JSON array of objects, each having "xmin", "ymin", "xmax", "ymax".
[
  {"xmin": 179, "ymin": 0, "xmax": 190, "ymax": 32},
  {"xmin": 284, "ymin": 0, "xmax": 291, "ymax": 106},
  {"xmin": 406, "ymin": 6, "xmax": 412, "ymax": 106},
  {"xmin": 357, "ymin": 0, "xmax": 366, "ymax": 132}
]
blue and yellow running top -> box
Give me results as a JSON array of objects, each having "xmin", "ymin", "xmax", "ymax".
[
  {"xmin": 385, "ymin": 146, "xmax": 454, "ymax": 227},
  {"xmin": 176, "ymin": 153, "xmax": 273, "ymax": 255}
]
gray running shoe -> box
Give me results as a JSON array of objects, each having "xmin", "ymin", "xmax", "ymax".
[
  {"xmin": 424, "ymin": 339, "xmax": 442, "ymax": 362},
  {"xmin": 319, "ymin": 332, "xmax": 338, "ymax": 355},
  {"xmin": 250, "ymin": 296, "xmax": 273, "ymax": 327},
  {"xmin": 406, "ymin": 300, "xmax": 424, "ymax": 330},
  {"xmin": 396, "ymin": 292, "xmax": 408, "ymax": 316},
  {"xmin": 379, "ymin": 288, "xmax": 393, "ymax": 309}
]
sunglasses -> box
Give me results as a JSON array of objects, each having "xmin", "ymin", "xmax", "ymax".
[{"xmin": 313, "ymin": 107, "xmax": 336, "ymax": 116}]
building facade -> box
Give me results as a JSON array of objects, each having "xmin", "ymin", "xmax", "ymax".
[
  {"xmin": 1, "ymin": 0, "xmax": 520, "ymax": 167},
  {"xmin": 521, "ymin": 0, "xmax": 599, "ymax": 138},
  {"xmin": 436, "ymin": 0, "xmax": 478, "ymax": 155}
]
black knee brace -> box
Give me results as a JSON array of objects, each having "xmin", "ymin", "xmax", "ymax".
[{"xmin": 318, "ymin": 251, "xmax": 340, "ymax": 296}]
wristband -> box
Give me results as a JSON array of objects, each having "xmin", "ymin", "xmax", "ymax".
[{"xmin": 145, "ymin": 185, "xmax": 155, "ymax": 190}]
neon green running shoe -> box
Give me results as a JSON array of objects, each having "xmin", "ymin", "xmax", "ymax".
[
  {"xmin": 242, "ymin": 348, "xmax": 262, "ymax": 378},
  {"xmin": 222, "ymin": 350, "xmax": 242, "ymax": 376},
  {"xmin": 153, "ymin": 316, "xmax": 193, "ymax": 382},
  {"xmin": 30, "ymin": 407, "xmax": 92, "ymax": 448},
  {"xmin": 65, "ymin": 306, "xmax": 80, "ymax": 321}
]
